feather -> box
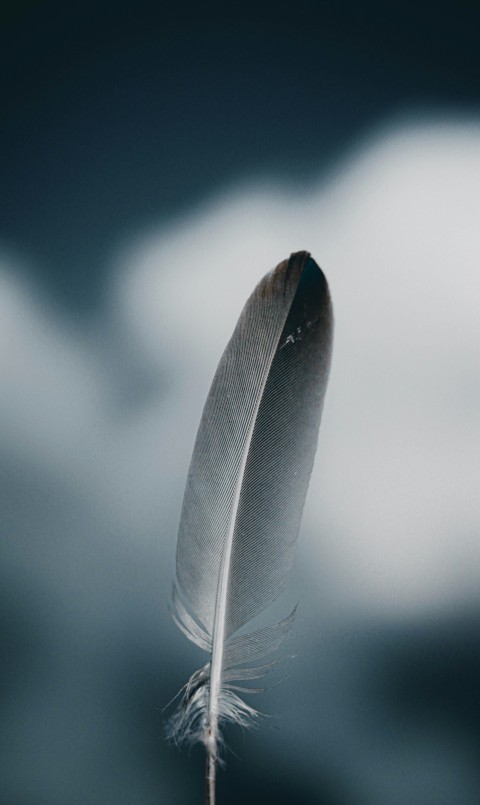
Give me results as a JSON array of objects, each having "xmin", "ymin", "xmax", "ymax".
[{"xmin": 167, "ymin": 251, "xmax": 333, "ymax": 797}]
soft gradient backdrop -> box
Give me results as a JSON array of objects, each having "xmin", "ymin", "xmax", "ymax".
[{"xmin": 1, "ymin": 3, "xmax": 480, "ymax": 803}]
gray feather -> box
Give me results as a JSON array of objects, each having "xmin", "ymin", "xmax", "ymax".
[{"xmin": 167, "ymin": 251, "xmax": 333, "ymax": 751}]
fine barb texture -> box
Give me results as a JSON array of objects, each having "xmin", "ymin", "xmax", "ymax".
[{"xmin": 166, "ymin": 251, "xmax": 333, "ymax": 799}]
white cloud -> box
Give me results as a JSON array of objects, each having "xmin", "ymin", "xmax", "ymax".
[
  {"xmin": 3, "ymin": 116, "xmax": 480, "ymax": 620},
  {"xmin": 116, "ymin": 116, "xmax": 480, "ymax": 617}
]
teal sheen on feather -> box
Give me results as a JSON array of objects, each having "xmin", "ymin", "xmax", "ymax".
[{"xmin": 166, "ymin": 251, "xmax": 333, "ymax": 804}]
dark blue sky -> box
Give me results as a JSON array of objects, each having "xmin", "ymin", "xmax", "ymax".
[{"xmin": 1, "ymin": 0, "xmax": 479, "ymax": 311}]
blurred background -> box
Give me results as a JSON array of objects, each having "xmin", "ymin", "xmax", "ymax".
[{"xmin": 1, "ymin": 2, "xmax": 480, "ymax": 803}]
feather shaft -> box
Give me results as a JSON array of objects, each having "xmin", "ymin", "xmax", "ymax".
[{"xmin": 207, "ymin": 337, "xmax": 276, "ymax": 758}]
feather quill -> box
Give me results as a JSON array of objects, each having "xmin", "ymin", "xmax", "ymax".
[{"xmin": 167, "ymin": 251, "xmax": 333, "ymax": 801}]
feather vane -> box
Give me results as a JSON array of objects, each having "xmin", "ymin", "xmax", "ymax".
[{"xmin": 167, "ymin": 251, "xmax": 333, "ymax": 767}]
